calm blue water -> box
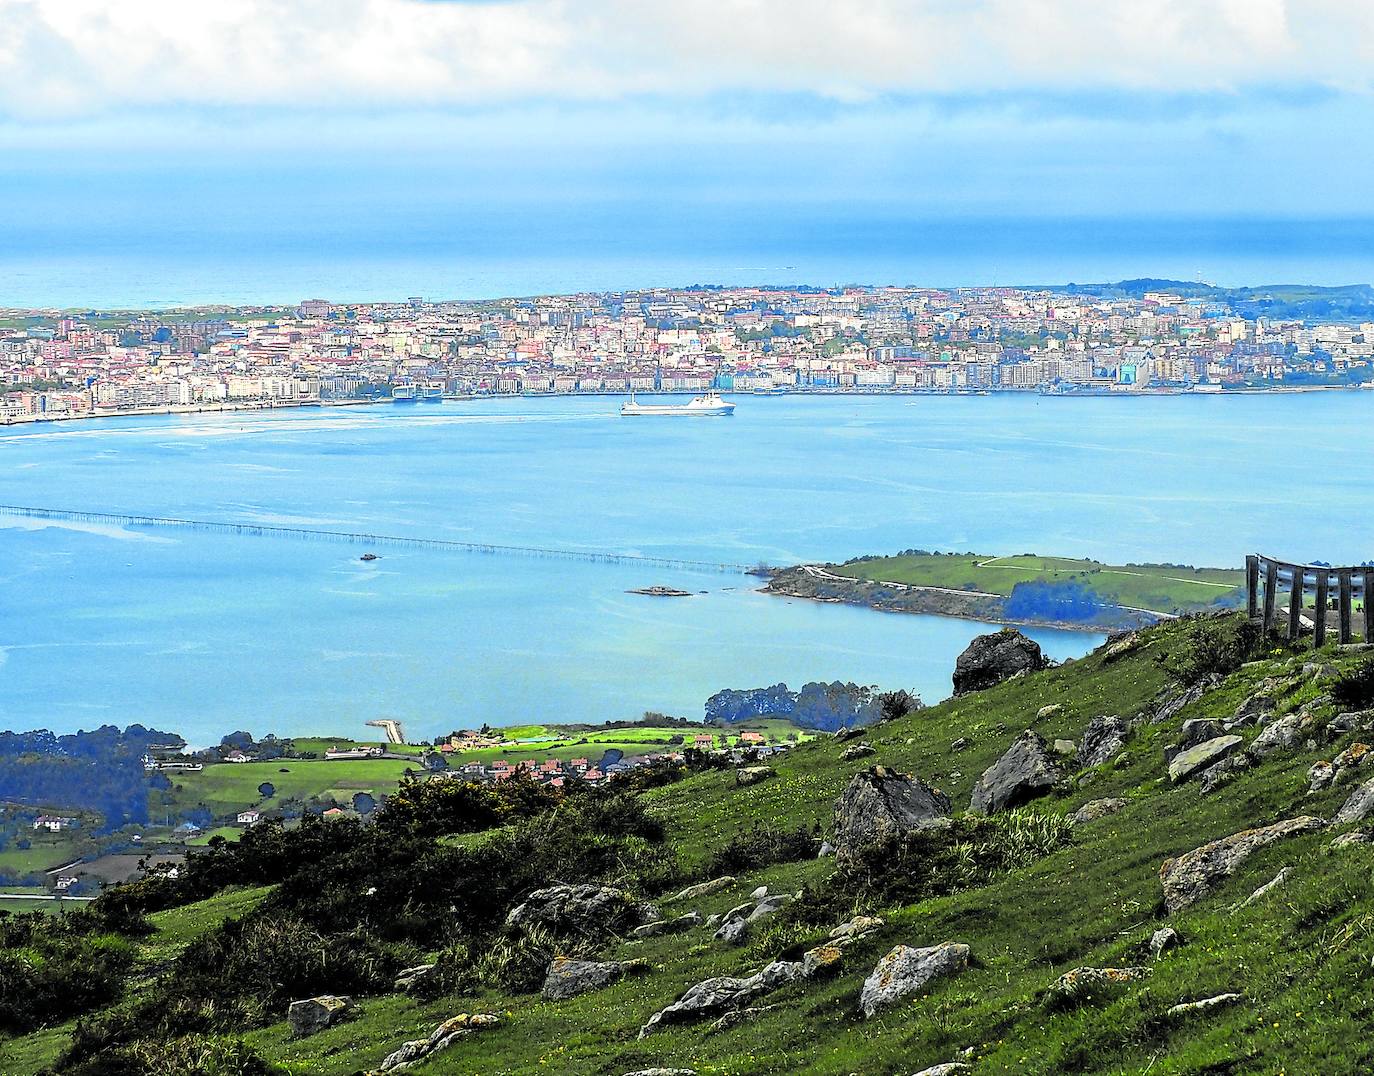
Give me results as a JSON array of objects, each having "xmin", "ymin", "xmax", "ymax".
[
  {"xmin": 3, "ymin": 392, "xmax": 1373, "ymax": 744},
  {"xmin": 1, "ymin": 214, "xmax": 1372, "ymax": 307}
]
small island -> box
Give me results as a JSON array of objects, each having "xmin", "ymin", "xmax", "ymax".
[
  {"xmin": 628, "ymin": 585, "xmax": 693, "ymax": 597},
  {"xmin": 764, "ymin": 551, "xmax": 1244, "ymax": 632}
]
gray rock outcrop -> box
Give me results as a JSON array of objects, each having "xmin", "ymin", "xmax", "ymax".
[
  {"xmin": 1152, "ymin": 676, "xmax": 1219, "ymax": 725},
  {"xmin": 735, "ymin": 765, "xmax": 774, "ymax": 787},
  {"xmin": 832, "ymin": 766, "xmax": 951, "ymax": 863},
  {"xmin": 639, "ymin": 960, "xmax": 803, "ymax": 1037},
  {"xmin": 1334, "ymin": 777, "xmax": 1374, "ymax": 824},
  {"xmin": 952, "ymin": 629, "xmax": 1047, "ymax": 695},
  {"xmin": 859, "ymin": 942, "xmax": 971, "ymax": 1018},
  {"xmin": 1167, "ymin": 993, "xmax": 1242, "ymax": 1018},
  {"xmin": 1078, "ymin": 715, "xmax": 1132, "ymax": 767},
  {"xmin": 542, "ymin": 956, "xmax": 648, "ymax": 1001},
  {"xmin": 506, "ymin": 884, "xmax": 654, "ymax": 939},
  {"xmin": 1044, "ymin": 966, "xmax": 1150, "ymax": 1007},
  {"xmin": 287, "ymin": 995, "xmax": 354, "ymax": 1038},
  {"xmin": 1159, "ymin": 816, "xmax": 1326, "ymax": 912},
  {"xmin": 378, "ymin": 1013, "xmax": 500, "ymax": 1072},
  {"xmin": 1168, "ymin": 736, "xmax": 1242, "ymax": 783},
  {"xmin": 970, "ymin": 730, "xmax": 1061, "ymax": 813},
  {"xmin": 1069, "ymin": 797, "xmax": 1127, "ymax": 826},
  {"xmin": 667, "ymin": 877, "xmax": 735, "ymax": 903}
]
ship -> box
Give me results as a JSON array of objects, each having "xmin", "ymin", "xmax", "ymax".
[
  {"xmin": 391, "ymin": 383, "xmax": 418, "ymax": 402},
  {"xmin": 418, "ymin": 382, "xmax": 444, "ymax": 402},
  {"xmin": 620, "ymin": 390, "xmax": 736, "ymax": 417}
]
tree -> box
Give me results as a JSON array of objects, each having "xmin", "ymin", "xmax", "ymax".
[{"xmin": 257, "ymin": 782, "xmax": 275, "ymax": 799}]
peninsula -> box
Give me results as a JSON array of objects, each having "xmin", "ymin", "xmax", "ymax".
[{"xmin": 764, "ymin": 550, "xmax": 1245, "ymax": 631}]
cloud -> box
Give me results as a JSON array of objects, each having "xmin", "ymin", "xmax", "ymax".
[{"xmin": 0, "ymin": 0, "xmax": 1370, "ymax": 119}]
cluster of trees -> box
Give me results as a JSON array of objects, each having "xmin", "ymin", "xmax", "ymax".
[{"xmin": 705, "ymin": 681, "xmax": 922, "ymax": 731}]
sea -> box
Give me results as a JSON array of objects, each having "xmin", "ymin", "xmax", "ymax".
[{"xmin": 3, "ymin": 392, "xmax": 1373, "ymax": 746}]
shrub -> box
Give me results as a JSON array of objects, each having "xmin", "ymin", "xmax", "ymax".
[
  {"xmin": 0, "ymin": 911, "xmax": 137, "ymax": 1034},
  {"xmin": 60, "ymin": 1034, "xmax": 282, "ymax": 1076},
  {"xmin": 1164, "ymin": 615, "xmax": 1262, "ymax": 685},
  {"xmin": 704, "ymin": 823, "xmax": 818, "ymax": 877},
  {"xmin": 1333, "ymin": 658, "xmax": 1374, "ymax": 711},
  {"xmin": 475, "ymin": 924, "xmax": 585, "ymax": 994}
]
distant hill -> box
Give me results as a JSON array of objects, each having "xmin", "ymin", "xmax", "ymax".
[{"xmin": 1048, "ymin": 279, "xmax": 1374, "ymax": 322}]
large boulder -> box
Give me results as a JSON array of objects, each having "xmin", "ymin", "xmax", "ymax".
[
  {"xmin": 638, "ymin": 960, "xmax": 803, "ymax": 1037},
  {"xmin": 969, "ymin": 730, "xmax": 1061, "ymax": 814},
  {"xmin": 1044, "ymin": 966, "xmax": 1150, "ymax": 1008},
  {"xmin": 1164, "ymin": 719, "xmax": 1224, "ymax": 763},
  {"xmin": 666, "ymin": 877, "xmax": 735, "ymax": 903},
  {"xmin": 378, "ymin": 1013, "xmax": 499, "ymax": 1071},
  {"xmin": 1334, "ymin": 777, "xmax": 1374, "ymax": 824},
  {"xmin": 832, "ymin": 766, "xmax": 951, "ymax": 864},
  {"xmin": 287, "ymin": 995, "xmax": 355, "ymax": 1038},
  {"xmin": 952, "ymin": 629, "xmax": 1046, "ymax": 695},
  {"xmin": 506, "ymin": 884, "xmax": 654, "ymax": 939},
  {"xmin": 1159, "ymin": 816, "xmax": 1326, "ymax": 913},
  {"xmin": 542, "ymin": 957, "xmax": 648, "ymax": 1001},
  {"xmin": 1078, "ymin": 715, "xmax": 1132, "ymax": 768},
  {"xmin": 859, "ymin": 942, "xmax": 971, "ymax": 1017},
  {"xmin": 1152, "ymin": 676, "xmax": 1219, "ymax": 725},
  {"xmin": 1069, "ymin": 797, "xmax": 1127, "ymax": 827},
  {"xmin": 1246, "ymin": 711, "xmax": 1314, "ymax": 760},
  {"xmin": 1167, "ymin": 736, "xmax": 1242, "ymax": 783}
]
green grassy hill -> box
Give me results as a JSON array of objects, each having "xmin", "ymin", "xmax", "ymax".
[{"xmin": 6, "ymin": 615, "xmax": 1374, "ymax": 1074}]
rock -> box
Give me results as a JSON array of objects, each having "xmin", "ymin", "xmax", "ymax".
[
  {"xmin": 953, "ymin": 629, "xmax": 1047, "ymax": 695},
  {"xmin": 735, "ymin": 765, "xmax": 774, "ymax": 787},
  {"xmin": 1167, "ymin": 993, "xmax": 1243, "ymax": 1018},
  {"xmin": 859, "ymin": 942, "xmax": 971, "ymax": 1018},
  {"xmin": 1326, "ymin": 711, "xmax": 1369, "ymax": 738},
  {"xmin": 969, "ymin": 730, "xmax": 1061, "ymax": 814},
  {"xmin": 1333, "ymin": 742, "xmax": 1373, "ymax": 777},
  {"xmin": 1078, "ymin": 715, "xmax": 1132, "ymax": 767},
  {"xmin": 750, "ymin": 885, "xmax": 768, "ymax": 900},
  {"xmin": 802, "ymin": 943, "xmax": 844, "ymax": 978},
  {"xmin": 1037, "ymin": 703, "xmax": 1063, "ymax": 720},
  {"xmin": 714, "ymin": 918, "xmax": 751, "ymax": 945},
  {"xmin": 287, "ymin": 995, "xmax": 354, "ymax": 1038},
  {"xmin": 1102, "ymin": 633, "xmax": 1141, "ymax": 662},
  {"xmin": 841, "ymin": 742, "xmax": 876, "ymax": 761},
  {"xmin": 1233, "ymin": 686, "xmax": 1279, "ymax": 726},
  {"xmin": 832, "ymin": 766, "xmax": 951, "ymax": 864},
  {"xmin": 377, "ymin": 1013, "xmax": 502, "ymax": 1071},
  {"xmin": 1150, "ymin": 927, "xmax": 1180, "ymax": 959},
  {"xmin": 707, "ymin": 1006, "xmax": 777, "ymax": 1033},
  {"xmin": 1198, "ymin": 753, "xmax": 1254, "ymax": 796},
  {"xmin": 393, "ymin": 963, "xmax": 435, "ymax": 992},
  {"xmin": 830, "ymin": 914, "xmax": 884, "ymax": 942},
  {"xmin": 638, "ymin": 960, "xmax": 803, "ymax": 1037},
  {"xmin": 667, "ymin": 877, "xmax": 735, "ymax": 903},
  {"xmin": 1044, "ymin": 966, "xmax": 1150, "ymax": 1007},
  {"xmin": 623, "ymin": 1071, "xmax": 698, "ymax": 1076},
  {"xmin": 633, "ymin": 912, "xmax": 701, "ymax": 938},
  {"xmin": 1159, "ymin": 816, "xmax": 1326, "ymax": 912},
  {"xmin": 1053, "ymin": 739, "xmax": 1077, "ymax": 757},
  {"xmin": 746, "ymin": 894, "xmax": 793, "ymax": 923},
  {"xmin": 1169, "ymin": 718, "xmax": 1224, "ymax": 761},
  {"xmin": 1153, "ymin": 676, "xmax": 1218, "ymax": 725},
  {"xmin": 1069, "ymin": 797, "xmax": 1127, "ymax": 826},
  {"xmin": 1168, "ymin": 736, "xmax": 1242, "ymax": 783},
  {"xmin": 817, "ymin": 840, "xmax": 835, "ymax": 858},
  {"xmin": 1307, "ymin": 761, "xmax": 1334, "ymax": 793},
  {"xmin": 911, "ymin": 1066, "xmax": 972, "ymax": 1076},
  {"xmin": 506, "ymin": 884, "xmax": 652, "ymax": 939},
  {"xmin": 1237, "ymin": 866, "xmax": 1293, "ymax": 908},
  {"xmin": 950, "ymin": 737, "xmax": 969, "ymax": 751},
  {"xmin": 1330, "ymin": 830, "xmax": 1373, "ymax": 849},
  {"xmin": 1334, "ymin": 777, "xmax": 1374, "ymax": 823},
  {"xmin": 542, "ymin": 956, "xmax": 648, "ymax": 1001},
  {"xmin": 1247, "ymin": 711, "xmax": 1313, "ymax": 760}
]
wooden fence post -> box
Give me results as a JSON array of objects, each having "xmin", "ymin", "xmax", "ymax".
[
  {"xmin": 1365, "ymin": 569, "xmax": 1374, "ymax": 644},
  {"xmin": 1246, "ymin": 555, "xmax": 1260, "ymax": 619},
  {"xmin": 1262, "ymin": 559, "xmax": 1279, "ymax": 634},
  {"xmin": 1315, "ymin": 572, "xmax": 1329, "ymax": 649},
  {"xmin": 1339, "ymin": 570, "xmax": 1354, "ymax": 644},
  {"xmin": 1289, "ymin": 567, "xmax": 1304, "ymax": 640}
]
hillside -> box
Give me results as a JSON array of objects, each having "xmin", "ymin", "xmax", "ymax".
[{"xmin": 5, "ymin": 614, "xmax": 1374, "ymax": 1074}]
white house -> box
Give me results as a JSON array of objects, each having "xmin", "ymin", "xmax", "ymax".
[{"xmin": 236, "ymin": 809, "xmax": 262, "ymax": 825}]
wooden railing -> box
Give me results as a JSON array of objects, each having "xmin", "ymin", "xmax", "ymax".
[{"xmin": 1246, "ymin": 555, "xmax": 1374, "ymax": 647}]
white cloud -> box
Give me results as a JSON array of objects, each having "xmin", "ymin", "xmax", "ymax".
[{"xmin": 0, "ymin": 0, "xmax": 1370, "ymax": 119}]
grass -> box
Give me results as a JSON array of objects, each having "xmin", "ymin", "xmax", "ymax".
[
  {"xmin": 8, "ymin": 618, "xmax": 1374, "ymax": 1073},
  {"xmin": 0, "ymin": 830, "xmax": 88, "ymax": 877},
  {"xmin": 444, "ymin": 721, "xmax": 810, "ymax": 767},
  {"xmin": 832, "ymin": 551, "xmax": 1244, "ymax": 614},
  {"xmin": 164, "ymin": 758, "xmax": 417, "ymax": 820}
]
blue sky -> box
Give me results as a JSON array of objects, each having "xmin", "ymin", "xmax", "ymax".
[{"xmin": 0, "ymin": 1, "xmax": 1372, "ymax": 300}]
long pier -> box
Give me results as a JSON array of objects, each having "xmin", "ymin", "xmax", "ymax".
[{"xmin": 0, "ymin": 504, "xmax": 755, "ymax": 575}]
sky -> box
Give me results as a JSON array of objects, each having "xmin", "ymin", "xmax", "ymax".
[{"xmin": 1, "ymin": 1, "xmax": 1372, "ymax": 300}]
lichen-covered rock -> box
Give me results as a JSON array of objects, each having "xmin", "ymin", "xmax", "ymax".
[
  {"xmin": 1078, "ymin": 715, "xmax": 1132, "ymax": 767},
  {"xmin": 952, "ymin": 629, "xmax": 1047, "ymax": 695},
  {"xmin": 1168, "ymin": 736, "xmax": 1242, "ymax": 783},
  {"xmin": 393, "ymin": 964, "xmax": 436, "ymax": 992},
  {"xmin": 1153, "ymin": 676, "xmax": 1219, "ymax": 725},
  {"xmin": 911, "ymin": 1065, "xmax": 972, "ymax": 1076},
  {"xmin": 287, "ymin": 995, "xmax": 355, "ymax": 1038},
  {"xmin": 667, "ymin": 877, "xmax": 735, "ymax": 903},
  {"xmin": 1198, "ymin": 753, "xmax": 1254, "ymax": 796},
  {"xmin": 1237, "ymin": 866, "xmax": 1293, "ymax": 908},
  {"xmin": 1044, "ymin": 966, "xmax": 1150, "ymax": 1007},
  {"xmin": 1165, "ymin": 719, "xmax": 1224, "ymax": 763},
  {"xmin": 378, "ymin": 1013, "xmax": 500, "ymax": 1072},
  {"xmin": 633, "ymin": 912, "xmax": 701, "ymax": 938},
  {"xmin": 1167, "ymin": 993, "xmax": 1242, "ymax": 1018},
  {"xmin": 859, "ymin": 942, "xmax": 971, "ymax": 1018},
  {"xmin": 1102, "ymin": 633, "xmax": 1141, "ymax": 662},
  {"xmin": 802, "ymin": 944, "xmax": 844, "ymax": 978},
  {"xmin": 1334, "ymin": 777, "xmax": 1374, "ymax": 824},
  {"xmin": 1307, "ymin": 761, "xmax": 1335, "ymax": 793},
  {"xmin": 841, "ymin": 742, "xmax": 876, "ymax": 761},
  {"xmin": 1330, "ymin": 830, "xmax": 1373, "ymax": 849},
  {"xmin": 638, "ymin": 960, "xmax": 803, "ymax": 1037},
  {"xmin": 506, "ymin": 884, "xmax": 652, "ymax": 939},
  {"xmin": 735, "ymin": 765, "xmax": 774, "ymax": 787},
  {"xmin": 1333, "ymin": 742, "xmax": 1373, "ymax": 778},
  {"xmin": 970, "ymin": 730, "xmax": 1061, "ymax": 814},
  {"xmin": 1053, "ymin": 739, "xmax": 1078, "ymax": 757},
  {"xmin": 832, "ymin": 766, "xmax": 951, "ymax": 863},
  {"xmin": 1069, "ymin": 797, "xmax": 1127, "ymax": 826},
  {"xmin": 830, "ymin": 914, "xmax": 884, "ymax": 942},
  {"xmin": 1159, "ymin": 816, "xmax": 1326, "ymax": 912},
  {"xmin": 542, "ymin": 957, "xmax": 648, "ymax": 1001},
  {"xmin": 1150, "ymin": 927, "xmax": 1180, "ymax": 959},
  {"xmin": 1247, "ymin": 711, "xmax": 1313, "ymax": 760}
]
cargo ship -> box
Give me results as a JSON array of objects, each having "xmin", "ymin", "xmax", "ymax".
[{"xmin": 620, "ymin": 390, "xmax": 735, "ymax": 417}]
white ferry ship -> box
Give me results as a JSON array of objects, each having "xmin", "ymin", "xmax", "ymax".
[
  {"xmin": 620, "ymin": 390, "xmax": 736, "ymax": 417},
  {"xmin": 391, "ymin": 383, "xmax": 418, "ymax": 402}
]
